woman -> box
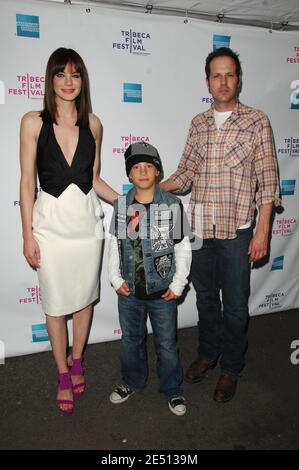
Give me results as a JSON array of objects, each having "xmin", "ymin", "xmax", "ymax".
[{"xmin": 19, "ymin": 48, "xmax": 118, "ymax": 415}]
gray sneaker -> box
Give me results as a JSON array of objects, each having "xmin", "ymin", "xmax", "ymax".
[
  {"xmin": 109, "ymin": 384, "xmax": 135, "ymax": 404},
  {"xmin": 168, "ymin": 396, "xmax": 186, "ymax": 416}
]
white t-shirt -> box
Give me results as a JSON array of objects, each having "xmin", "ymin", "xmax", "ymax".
[{"xmin": 214, "ymin": 109, "xmax": 232, "ymax": 129}]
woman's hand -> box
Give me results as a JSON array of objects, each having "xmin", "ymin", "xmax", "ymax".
[{"xmin": 23, "ymin": 237, "xmax": 40, "ymax": 268}]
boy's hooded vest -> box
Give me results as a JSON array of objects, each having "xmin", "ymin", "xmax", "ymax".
[{"xmin": 113, "ymin": 187, "xmax": 182, "ymax": 295}]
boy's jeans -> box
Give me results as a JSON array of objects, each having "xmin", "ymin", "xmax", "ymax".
[{"xmin": 118, "ymin": 295, "xmax": 183, "ymax": 399}]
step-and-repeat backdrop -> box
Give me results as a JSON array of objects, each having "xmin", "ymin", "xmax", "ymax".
[{"xmin": 0, "ymin": 0, "xmax": 298, "ymax": 358}]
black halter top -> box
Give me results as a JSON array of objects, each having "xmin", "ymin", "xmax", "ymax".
[{"xmin": 36, "ymin": 112, "xmax": 96, "ymax": 198}]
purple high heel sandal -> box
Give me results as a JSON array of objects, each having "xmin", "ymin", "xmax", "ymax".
[
  {"xmin": 57, "ymin": 371, "xmax": 74, "ymax": 415},
  {"xmin": 70, "ymin": 357, "xmax": 85, "ymax": 398}
]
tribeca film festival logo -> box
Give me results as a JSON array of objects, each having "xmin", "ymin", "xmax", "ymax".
[
  {"xmin": 290, "ymin": 80, "xmax": 299, "ymax": 109},
  {"xmin": 273, "ymin": 217, "xmax": 296, "ymax": 237},
  {"xmin": 9, "ymin": 74, "xmax": 44, "ymax": 99},
  {"xmin": 277, "ymin": 137, "xmax": 299, "ymax": 157},
  {"xmin": 112, "ymin": 135, "xmax": 150, "ymax": 154},
  {"xmin": 19, "ymin": 286, "xmax": 42, "ymax": 305},
  {"xmin": 16, "ymin": 13, "xmax": 40, "ymax": 38},
  {"xmin": 259, "ymin": 291, "xmax": 285, "ymax": 310},
  {"xmin": 113, "ymin": 29, "xmax": 151, "ymax": 55},
  {"xmin": 286, "ymin": 45, "xmax": 299, "ymax": 64}
]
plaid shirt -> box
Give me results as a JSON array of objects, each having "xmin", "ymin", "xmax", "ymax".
[{"xmin": 171, "ymin": 102, "xmax": 280, "ymax": 239}]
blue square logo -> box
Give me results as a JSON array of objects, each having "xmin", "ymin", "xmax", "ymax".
[
  {"xmin": 16, "ymin": 14, "xmax": 40, "ymax": 38},
  {"xmin": 123, "ymin": 83, "xmax": 142, "ymax": 103},
  {"xmin": 271, "ymin": 256, "xmax": 284, "ymax": 271},
  {"xmin": 290, "ymin": 91, "xmax": 299, "ymax": 109},
  {"xmin": 122, "ymin": 183, "xmax": 134, "ymax": 195},
  {"xmin": 32, "ymin": 323, "xmax": 49, "ymax": 342},
  {"xmin": 281, "ymin": 179, "xmax": 296, "ymax": 195},
  {"xmin": 213, "ymin": 34, "xmax": 231, "ymax": 51}
]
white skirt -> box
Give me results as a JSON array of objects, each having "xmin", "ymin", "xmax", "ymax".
[{"xmin": 32, "ymin": 184, "xmax": 104, "ymax": 316}]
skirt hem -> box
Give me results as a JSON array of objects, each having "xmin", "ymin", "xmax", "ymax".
[{"xmin": 42, "ymin": 295, "xmax": 99, "ymax": 317}]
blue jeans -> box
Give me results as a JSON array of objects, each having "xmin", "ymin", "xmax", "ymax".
[
  {"xmin": 190, "ymin": 227, "xmax": 252, "ymax": 376},
  {"xmin": 118, "ymin": 295, "xmax": 183, "ymax": 399}
]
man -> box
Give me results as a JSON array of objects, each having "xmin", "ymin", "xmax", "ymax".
[{"xmin": 160, "ymin": 47, "xmax": 280, "ymax": 402}]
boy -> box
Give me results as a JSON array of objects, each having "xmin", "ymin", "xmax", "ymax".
[{"xmin": 108, "ymin": 142, "xmax": 191, "ymax": 416}]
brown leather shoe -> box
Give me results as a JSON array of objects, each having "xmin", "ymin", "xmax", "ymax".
[
  {"xmin": 184, "ymin": 357, "xmax": 217, "ymax": 384},
  {"xmin": 213, "ymin": 374, "xmax": 238, "ymax": 403}
]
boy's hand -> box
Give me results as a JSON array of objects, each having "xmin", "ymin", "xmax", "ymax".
[
  {"xmin": 117, "ymin": 282, "xmax": 131, "ymax": 297},
  {"xmin": 161, "ymin": 289, "xmax": 179, "ymax": 301}
]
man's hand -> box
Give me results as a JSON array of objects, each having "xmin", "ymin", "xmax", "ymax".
[
  {"xmin": 159, "ymin": 178, "xmax": 179, "ymax": 193},
  {"xmin": 161, "ymin": 289, "xmax": 179, "ymax": 301},
  {"xmin": 248, "ymin": 202, "xmax": 273, "ymax": 262},
  {"xmin": 117, "ymin": 282, "xmax": 131, "ymax": 297},
  {"xmin": 248, "ymin": 231, "xmax": 269, "ymax": 262}
]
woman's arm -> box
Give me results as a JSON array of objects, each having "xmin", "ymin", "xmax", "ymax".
[
  {"xmin": 90, "ymin": 114, "xmax": 119, "ymax": 204},
  {"xmin": 19, "ymin": 112, "xmax": 41, "ymax": 268}
]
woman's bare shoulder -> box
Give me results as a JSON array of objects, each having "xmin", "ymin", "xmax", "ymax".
[
  {"xmin": 89, "ymin": 112, "xmax": 102, "ymax": 126},
  {"xmin": 89, "ymin": 113, "xmax": 102, "ymax": 139},
  {"xmin": 21, "ymin": 110, "xmax": 42, "ymax": 126},
  {"xmin": 21, "ymin": 111, "xmax": 43, "ymax": 137}
]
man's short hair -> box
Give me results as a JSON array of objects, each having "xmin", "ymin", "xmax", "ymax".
[{"xmin": 205, "ymin": 47, "xmax": 242, "ymax": 81}]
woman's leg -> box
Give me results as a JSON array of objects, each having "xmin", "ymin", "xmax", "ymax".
[
  {"xmin": 71, "ymin": 304, "xmax": 93, "ymax": 391},
  {"xmin": 46, "ymin": 313, "xmax": 71, "ymax": 412}
]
